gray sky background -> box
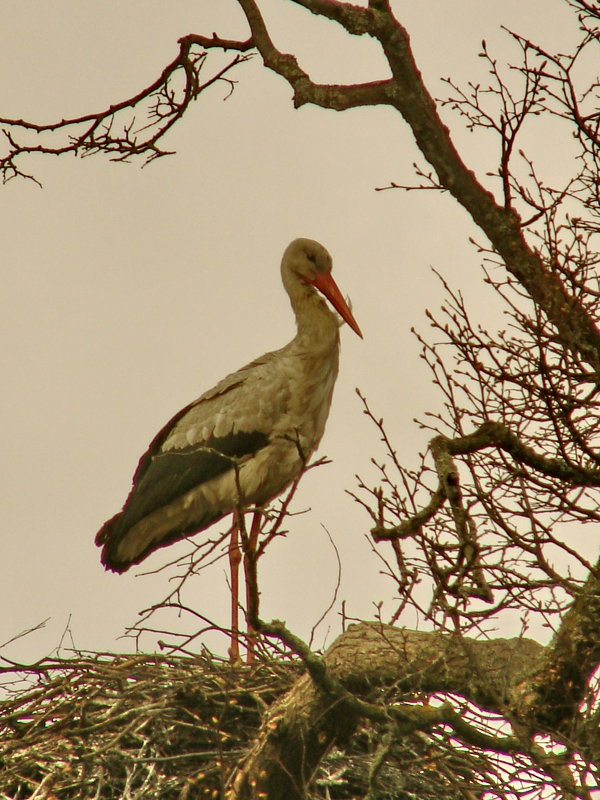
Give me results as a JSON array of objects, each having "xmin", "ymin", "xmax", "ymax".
[{"xmin": 1, "ymin": 1, "xmax": 580, "ymax": 662}]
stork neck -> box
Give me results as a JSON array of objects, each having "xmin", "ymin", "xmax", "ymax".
[{"xmin": 292, "ymin": 291, "xmax": 340, "ymax": 351}]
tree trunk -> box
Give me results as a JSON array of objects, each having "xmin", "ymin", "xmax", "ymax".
[{"xmin": 226, "ymin": 621, "xmax": 544, "ymax": 799}]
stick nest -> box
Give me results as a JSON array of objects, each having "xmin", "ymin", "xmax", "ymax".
[
  {"xmin": 1, "ymin": 651, "xmax": 480, "ymax": 799},
  {"xmin": 0, "ymin": 651, "xmax": 297, "ymax": 799}
]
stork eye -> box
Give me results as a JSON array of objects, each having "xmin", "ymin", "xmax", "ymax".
[{"xmin": 306, "ymin": 252, "xmax": 317, "ymax": 263}]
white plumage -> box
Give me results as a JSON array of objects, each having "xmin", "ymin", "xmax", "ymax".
[{"xmin": 96, "ymin": 238, "xmax": 362, "ymax": 573}]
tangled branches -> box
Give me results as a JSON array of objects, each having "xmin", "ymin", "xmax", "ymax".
[
  {"xmin": 352, "ymin": 7, "xmax": 600, "ymax": 645},
  {"xmin": 356, "ymin": 261, "xmax": 600, "ymax": 633},
  {"xmin": 0, "ymin": 651, "xmax": 298, "ymax": 799}
]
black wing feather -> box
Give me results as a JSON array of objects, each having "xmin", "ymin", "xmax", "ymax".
[{"xmin": 116, "ymin": 430, "xmax": 269, "ymax": 535}]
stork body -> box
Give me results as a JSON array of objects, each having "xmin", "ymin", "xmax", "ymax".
[{"xmin": 95, "ymin": 238, "xmax": 362, "ymax": 656}]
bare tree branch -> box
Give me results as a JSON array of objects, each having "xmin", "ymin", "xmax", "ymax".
[{"xmin": 0, "ymin": 39, "xmax": 250, "ymax": 184}]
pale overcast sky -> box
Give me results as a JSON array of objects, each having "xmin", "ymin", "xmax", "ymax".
[{"xmin": 0, "ymin": 1, "xmax": 579, "ymax": 662}]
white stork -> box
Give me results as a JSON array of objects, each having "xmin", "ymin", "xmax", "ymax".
[{"xmin": 95, "ymin": 238, "xmax": 362, "ymax": 658}]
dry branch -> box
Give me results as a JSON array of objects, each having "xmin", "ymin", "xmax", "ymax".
[
  {"xmin": 0, "ymin": 41, "xmax": 249, "ymax": 184},
  {"xmin": 225, "ymin": 621, "xmax": 585, "ymax": 799}
]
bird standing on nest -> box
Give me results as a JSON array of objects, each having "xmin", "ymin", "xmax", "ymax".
[{"xmin": 95, "ymin": 238, "xmax": 362, "ymax": 659}]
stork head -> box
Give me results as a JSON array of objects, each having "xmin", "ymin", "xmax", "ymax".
[{"xmin": 281, "ymin": 238, "xmax": 363, "ymax": 338}]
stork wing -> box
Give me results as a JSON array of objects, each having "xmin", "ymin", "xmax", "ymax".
[{"xmin": 96, "ymin": 351, "xmax": 290, "ymax": 570}]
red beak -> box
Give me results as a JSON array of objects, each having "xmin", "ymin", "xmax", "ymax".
[{"xmin": 310, "ymin": 272, "xmax": 363, "ymax": 338}]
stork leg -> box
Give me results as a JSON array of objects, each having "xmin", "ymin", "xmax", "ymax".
[
  {"xmin": 244, "ymin": 509, "xmax": 263, "ymax": 663},
  {"xmin": 227, "ymin": 515, "xmax": 242, "ymax": 663}
]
